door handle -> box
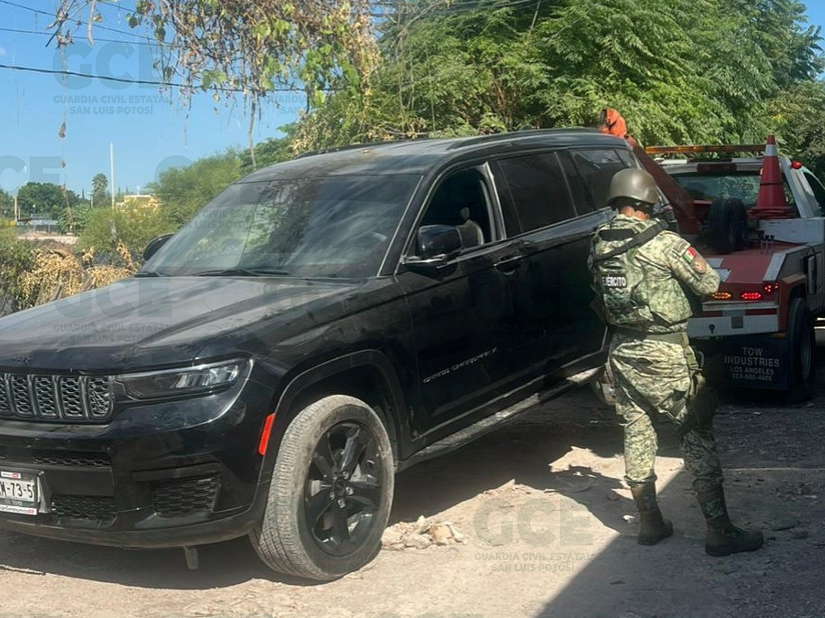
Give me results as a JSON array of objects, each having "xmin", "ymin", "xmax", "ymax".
[{"xmin": 495, "ymin": 254, "xmax": 523, "ymax": 273}]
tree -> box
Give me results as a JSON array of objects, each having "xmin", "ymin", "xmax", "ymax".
[
  {"xmin": 770, "ymin": 81, "xmax": 825, "ymax": 179},
  {"xmin": 147, "ymin": 152, "xmax": 242, "ymax": 226},
  {"xmin": 52, "ymin": 1, "xmax": 381, "ymax": 162},
  {"xmin": 78, "ymin": 206, "xmax": 174, "ymax": 256},
  {"xmin": 0, "ymin": 190, "xmax": 13, "ymax": 220},
  {"xmin": 239, "ymin": 126, "xmax": 297, "ymax": 175},
  {"xmin": 15, "ymin": 183, "xmax": 81, "ymax": 220},
  {"xmin": 295, "ymin": 0, "xmax": 824, "ymax": 152},
  {"xmin": 91, "ymin": 173, "xmax": 109, "ymax": 208}
]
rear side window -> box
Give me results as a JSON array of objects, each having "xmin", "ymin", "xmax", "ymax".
[
  {"xmin": 570, "ymin": 149, "xmax": 632, "ymax": 208},
  {"xmin": 558, "ymin": 151, "xmax": 596, "ymax": 214},
  {"xmin": 670, "ymin": 171, "xmax": 798, "ymax": 211},
  {"xmin": 494, "ymin": 153, "xmax": 576, "ymax": 234}
]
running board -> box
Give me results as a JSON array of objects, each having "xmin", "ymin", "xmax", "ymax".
[{"xmin": 402, "ymin": 366, "xmax": 602, "ymax": 469}]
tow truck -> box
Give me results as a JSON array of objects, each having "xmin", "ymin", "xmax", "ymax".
[
  {"xmin": 598, "ymin": 109, "xmax": 823, "ymax": 399},
  {"xmin": 640, "ymin": 137, "xmax": 824, "ymax": 399}
]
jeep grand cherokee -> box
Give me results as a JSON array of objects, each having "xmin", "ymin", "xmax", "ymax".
[{"xmin": 0, "ymin": 130, "xmax": 640, "ymax": 580}]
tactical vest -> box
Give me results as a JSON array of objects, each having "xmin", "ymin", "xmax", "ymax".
[{"xmin": 591, "ymin": 220, "xmax": 669, "ymax": 329}]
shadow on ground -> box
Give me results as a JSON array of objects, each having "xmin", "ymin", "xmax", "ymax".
[
  {"xmin": 0, "ymin": 345, "xmax": 823, "ymax": 597},
  {"xmin": 534, "ymin": 345, "xmax": 825, "ymax": 618}
]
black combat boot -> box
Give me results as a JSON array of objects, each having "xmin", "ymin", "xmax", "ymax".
[
  {"xmin": 697, "ymin": 487, "xmax": 764, "ymax": 557},
  {"xmin": 630, "ymin": 482, "xmax": 673, "ymax": 545}
]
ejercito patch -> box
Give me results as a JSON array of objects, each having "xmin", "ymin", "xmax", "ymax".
[
  {"xmin": 682, "ymin": 246, "xmax": 709, "ymax": 273},
  {"xmin": 602, "ymin": 274, "xmax": 628, "ymax": 289}
]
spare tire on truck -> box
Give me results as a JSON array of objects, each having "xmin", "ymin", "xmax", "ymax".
[{"xmin": 707, "ymin": 197, "xmax": 748, "ymax": 254}]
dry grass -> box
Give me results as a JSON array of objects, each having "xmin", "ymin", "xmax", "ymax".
[{"xmin": 19, "ymin": 242, "xmax": 136, "ymax": 308}]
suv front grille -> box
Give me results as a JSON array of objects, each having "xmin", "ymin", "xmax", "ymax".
[
  {"xmin": 152, "ymin": 475, "xmax": 220, "ymax": 517},
  {"xmin": 50, "ymin": 495, "xmax": 117, "ymax": 523},
  {"xmin": 0, "ymin": 374, "xmax": 113, "ymax": 423}
]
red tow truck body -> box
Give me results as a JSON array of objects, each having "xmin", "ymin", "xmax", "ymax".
[{"xmin": 636, "ymin": 141, "xmax": 825, "ymax": 394}]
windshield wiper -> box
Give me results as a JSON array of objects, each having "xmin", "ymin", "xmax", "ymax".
[
  {"xmin": 191, "ymin": 267, "xmax": 291, "ymax": 277},
  {"xmin": 134, "ymin": 270, "xmax": 171, "ymax": 278}
]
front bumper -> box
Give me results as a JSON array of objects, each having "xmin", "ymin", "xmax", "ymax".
[{"xmin": 0, "ymin": 373, "xmax": 275, "ymax": 548}]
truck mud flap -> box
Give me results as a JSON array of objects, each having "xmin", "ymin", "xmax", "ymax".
[{"xmin": 693, "ymin": 335, "xmax": 789, "ymax": 390}]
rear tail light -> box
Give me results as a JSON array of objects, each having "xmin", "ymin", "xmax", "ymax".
[
  {"xmin": 791, "ymin": 160, "xmax": 803, "ymax": 170},
  {"xmin": 710, "ymin": 292, "xmax": 732, "ymax": 300},
  {"xmin": 763, "ymin": 282, "xmax": 779, "ymax": 296},
  {"xmin": 740, "ymin": 292, "xmax": 763, "ymax": 301}
]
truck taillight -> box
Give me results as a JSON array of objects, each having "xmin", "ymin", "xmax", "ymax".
[
  {"xmin": 763, "ymin": 282, "xmax": 779, "ymax": 296},
  {"xmin": 740, "ymin": 292, "xmax": 763, "ymax": 301},
  {"xmin": 791, "ymin": 160, "xmax": 803, "ymax": 170},
  {"xmin": 711, "ymin": 292, "xmax": 732, "ymax": 300}
]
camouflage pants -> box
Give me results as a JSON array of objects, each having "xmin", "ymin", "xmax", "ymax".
[{"xmin": 610, "ymin": 333, "xmax": 724, "ymax": 494}]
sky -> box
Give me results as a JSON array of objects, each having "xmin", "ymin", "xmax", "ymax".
[
  {"xmin": 0, "ymin": 0, "xmax": 303, "ymax": 197},
  {"xmin": 1, "ymin": 1, "xmax": 825, "ymax": 197}
]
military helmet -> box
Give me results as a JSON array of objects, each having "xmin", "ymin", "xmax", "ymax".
[{"xmin": 607, "ymin": 168, "xmax": 659, "ymax": 208}]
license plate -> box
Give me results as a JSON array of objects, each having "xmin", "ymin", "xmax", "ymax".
[{"xmin": 0, "ymin": 470, "xmax": 39, "ymax": 516}]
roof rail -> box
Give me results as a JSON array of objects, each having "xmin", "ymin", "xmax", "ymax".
[
  {"xmin": 445, "ymin": 127, "xmax": 600, "ymax": 151},
  {"xmin": 296, "ymin": 136, "xmax": 431, "ymax": 159}
]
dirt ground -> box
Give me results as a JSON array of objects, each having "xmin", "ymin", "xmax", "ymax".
[{"xmin": 3, "ymin": 342, "xmax": 825, "ymax": 618}]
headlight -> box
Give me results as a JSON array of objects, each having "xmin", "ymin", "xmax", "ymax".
[{"xmin": 117, "ymin": 359, "xmax": 248, "ymax": 400}]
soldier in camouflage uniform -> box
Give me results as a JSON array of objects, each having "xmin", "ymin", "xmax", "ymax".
[{"xmin": 589, "ymin": 168, "xmax": 763, "ymax": 556}]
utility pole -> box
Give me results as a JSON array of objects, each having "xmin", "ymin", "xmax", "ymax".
[
  {"xmin": 110, "ymin": 141, "xmax": 116, "ymax": 209},
  {"xmin": 13, "ymin": 194, "xmax": 18, "ymax": 221}
]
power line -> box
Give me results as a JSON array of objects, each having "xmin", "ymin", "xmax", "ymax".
[
  {"xmin": 0, "ymin": 0, "xmax": 158, "ymax": 44},
  {"xmin": 0, "ymin": 61, "xmax": 317, "ymax": 92},
  {"xmin": 0, "ymin": 25, "xmax": 162, "ymax": 49}
]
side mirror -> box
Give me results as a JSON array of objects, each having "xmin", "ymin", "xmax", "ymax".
[
  {"xmin": 143, "ymin": 233, "xmax": 174, "ymax": 261},
  {"xmin": 418, "ymin": 225, "xmax": 463, "ymax": 259},
  {"xmin": 403, "ymin": 225, "xmax": 463, "ymax": 271}
]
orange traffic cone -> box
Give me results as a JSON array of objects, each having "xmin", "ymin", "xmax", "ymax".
[{"xmin": 750, "ymin": 135, "xmax": 795, "ymax": 219}]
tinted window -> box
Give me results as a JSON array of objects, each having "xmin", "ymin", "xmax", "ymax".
[
  {"xmin": 418, "ymin": 168, "xmax": 493, "ymax": 253},
  {"xmin": 570, "ymin": 149, "xmax": 632, "ymax": 208},
  {"xmin": 558, "ymin": 151, "xmax": 595, "ymax": 214},
  {"xmin": 495, "ymin": 153, "xmax": 576, "ymax": 233}
]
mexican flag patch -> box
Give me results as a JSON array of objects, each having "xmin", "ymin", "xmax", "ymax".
[{"xmin": 682, "ymin": 246, "xmax": 708, "ymax": 273}]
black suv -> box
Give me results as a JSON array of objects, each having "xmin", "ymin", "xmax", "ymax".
[{"xmin": 0, "ymin": 130, "xmax": 637, "ymax": 580}]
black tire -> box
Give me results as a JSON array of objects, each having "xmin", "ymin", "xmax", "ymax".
[
  {"xmin": 250, "ymin": 395, "xmax": 395, "ymax": 581},
  {"xmin": 785, "ymin": 297, "xmax": 815, "ymax": 402},
  {"xmin": 707, "ymin": 198, "xmax": 748, "ymax": 254}
]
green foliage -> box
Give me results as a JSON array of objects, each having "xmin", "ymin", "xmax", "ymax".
[
  {"xmin": 59, "ymin": 201, "xmax": 94, "ymax": 235},
  {"xmin": 296, "ymin": 0, "xmax": 825, "ymax": 157},
  {"xmin": 77, "ymin": 206, "xmax": 175, "ymax": 257},
  {"xmin": 16, "ymin": 182, "xmax": 81, "ymax": 221},
  {"xmin": 0, "ymin": 190, "xmax": 13, "ymax": 220},
  {"xmin": 53, "ymin": 1, "xmax": 379, "ymax": 118},
  {"xmin": 239, "ymin": 127, "xmax": 297, "ymax": 175},
  {"xmin": 0, "ymin": 228, "xmax": 34, "ymax": 314},
  {"xmin": 147, "ymin": 152, "xmax": 243, "ymax": 226},
  {"xmin": 770, "ymin": 81, "xmax": 825, "ymax": 179},
  {"xmin": 91, "ymin": 173, "xmax": 110, "ymax": 208}
]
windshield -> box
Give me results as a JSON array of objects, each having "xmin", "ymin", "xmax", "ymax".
[
  {"xmin": 142, "ymin": 174, "xmax": 420, "ymax": 278},
  {"xmin": 671, "ymin": 171, "xmax": 795, "ymax": 210}
]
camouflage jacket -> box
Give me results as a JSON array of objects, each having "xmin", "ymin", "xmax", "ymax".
[{"xmin": 588, "ymin": 214, "xmax": 720, "ymax": 334}]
